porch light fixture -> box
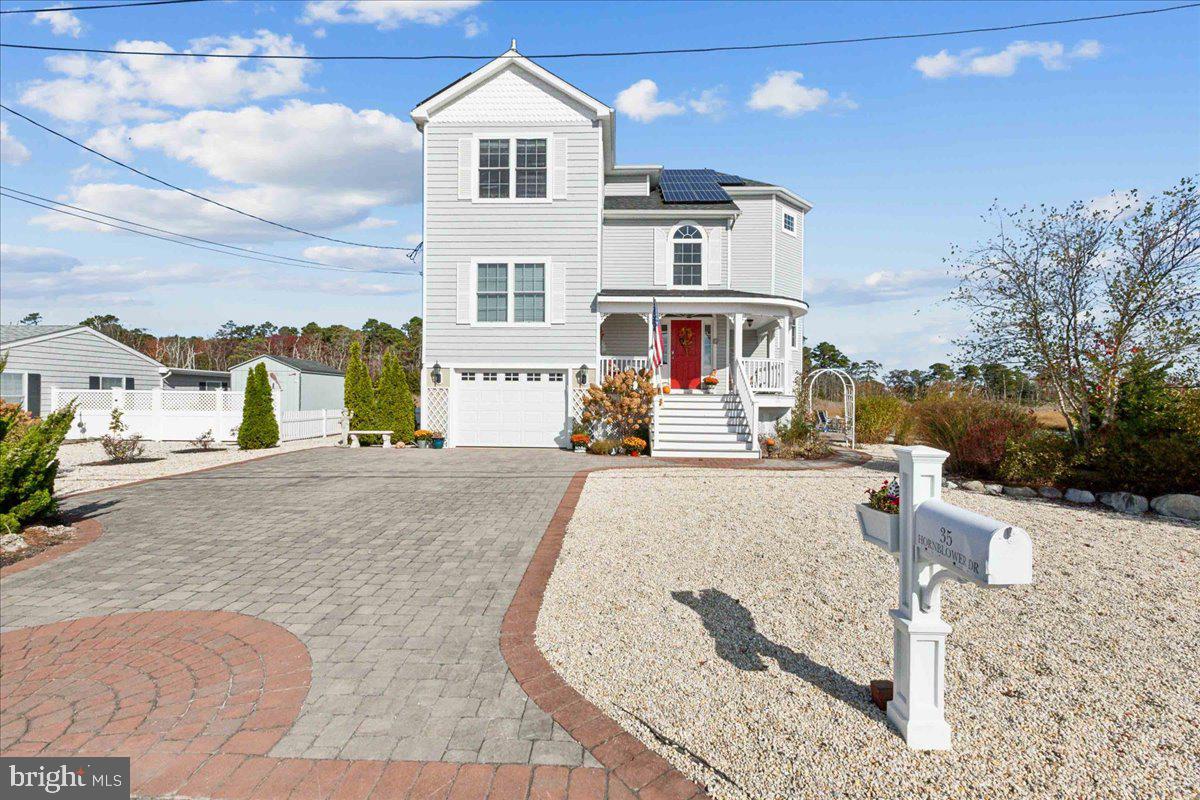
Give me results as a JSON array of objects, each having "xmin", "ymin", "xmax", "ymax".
[
  {"xmin": 576, "ymin": 364, "xmax": 588, "ymax": 386},
  {"xmin": 431, "ymin": 363, "xmax": 442, "ymax": 385}
]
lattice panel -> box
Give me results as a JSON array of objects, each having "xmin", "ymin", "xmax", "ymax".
[
  {"xmin": 122, "ymin": 392, "xmax": 154, "ymax": 411},
  {"xmin": 569, "ymin": 387, "xmax": 587, "ymax": 427},
  {"xmin": 423, "ymin": 386, "xmax": 449, "ymax": 435},
  {"xmin": 161, "ymin": 391, "xmax": 218, "ymax": 412},
  {"xmin": 58, "ymin": 390, "xmax": 113, "ymax": 412}
]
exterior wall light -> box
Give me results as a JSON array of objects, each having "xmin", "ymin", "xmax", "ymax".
[
  {"xmin": 431, "ymin": 363, "xmax": 442, "ymax": 385},
  {"xmin": 576, "ymin": 365, "xmax": 588, "ymax": 386}
]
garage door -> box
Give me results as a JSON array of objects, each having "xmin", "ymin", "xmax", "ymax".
[{"xmin": 455, "ymin": 369, "xmax": 567, "ymax": 448}]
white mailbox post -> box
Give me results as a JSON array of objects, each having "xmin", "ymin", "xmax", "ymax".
[{"xmin": 868, "ymin": 446, "xmax": 1033, "ymax": 750}]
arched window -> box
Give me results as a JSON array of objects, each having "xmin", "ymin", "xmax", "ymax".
[{"xmin": 672, "ymin": 224, "xmax": 704, "ymax": 286}]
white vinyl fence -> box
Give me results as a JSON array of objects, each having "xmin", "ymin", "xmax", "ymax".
[{"xmin": 52, "ymin": 387, "xmax": 343, "ymax": 443}]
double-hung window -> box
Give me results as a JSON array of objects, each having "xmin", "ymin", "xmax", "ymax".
[
  {"xmin": 1, "ymin": 371, "xmax": 25, "ymax": 407},
  {"xmin": 672, "ymin": 225, "xmax": 703, "ymax": 286},
  {"xmin": 477, "ymin": 137, "xmax": 547, "ymax": 199},
  {"xmin": 782, "ymin": 212, "xmax": 796, "ymax": 233},
  {"xmin": 475, "ymin": 261, "xmax": 547, "ymax": 324}
]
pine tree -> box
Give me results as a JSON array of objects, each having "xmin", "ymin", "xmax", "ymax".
[
  {"xmin": 238, "ymin": 362, "xmax": 279, "ymax": 449},
  {"xmin": 396, "ymin": 361, "xmax": 415, "ymax": 444},
  {"xmin": 344, "ymin": 340, "xmax": 376, "ymax": 445}
]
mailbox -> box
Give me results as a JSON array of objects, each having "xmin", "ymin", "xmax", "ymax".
[{"xmin": 913, "ymin": 498, "xmax": 1032, "ymax": 586}]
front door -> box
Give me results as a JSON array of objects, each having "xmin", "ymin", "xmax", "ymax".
[{"xmin": 670, "ymin": 320, "xmax": 702, "ymax": 389}]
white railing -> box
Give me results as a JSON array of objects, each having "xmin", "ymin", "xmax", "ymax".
[
  {"xmin": 732, "ymin": 359, "xmax": 760, "ymax": 454},
  {"xmin": 601, "ymin": 355, "xmax": 650, "ymax": 379},
  {"xmin": 742, "ymin": 358, "xmax": 786, "ymax": 392},
  {"xmin": 52, "ymin": 387, "xmax": 342, "ymax": 443}
]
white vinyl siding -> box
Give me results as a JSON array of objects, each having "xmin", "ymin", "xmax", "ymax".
[
  {"xmin": 774, "ymin": 201, "xmax": 805, "ymax": 300},
  {"xmin": 728, "ymin": 195, "xmax": 774, "ymax": 294},
  {"xmin": 602, "ymin": 220, "xmax": 727, "ymax": 289},
  {"xmin": 604, "ymin": 174, "xmax": 649, "ymax": 196}
]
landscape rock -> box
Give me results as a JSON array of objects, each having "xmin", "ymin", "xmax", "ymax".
[
  {"xmin": 944, "ymin": 480, "xmax": 958, "ymax": 490},
  {"xmin": 1150, "ymin": 494, "xmax": 1200, "ymax": 521},
  {"xmin": 1038, "ymin": 487, "xmax": 1064, "ymax": 500},
  {"xmin": 1102, "ymin": 492, "xmax": 1149, "ymax": 515},
  {"xmin": 960, "ymin": 480, "xmax": 986, "ymax": 493},
  {"xmin": 1064, "ymin": 488, "xmax": 1095, "ymax": 504},
  {"xmin": 1003, "ymin": 486, "xmax": 1038, "ymax": 498},
  {"xmin": 0, "ymin": 533, "xmax": 28, "ymax": 553},
  {"xmin": 1097, "ymin": 492, "xmax": 1114, "ymax": 507},
  {"xmin": 985, "ymin": 483, "xmax": 1004, "ymax": 496}
]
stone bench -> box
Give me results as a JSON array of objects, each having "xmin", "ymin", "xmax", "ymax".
[{"xmin": 348, "ymin": 430, "xmax": 392, "ymax": 447}]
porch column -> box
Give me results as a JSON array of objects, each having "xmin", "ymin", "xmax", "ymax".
[
  {"xmin": 733, "ymin": 313, "xmax": 745, "ymax": 365},
  {"xmin": 780, "ymin": 315, "xmax": 791, "ymax": 392}
]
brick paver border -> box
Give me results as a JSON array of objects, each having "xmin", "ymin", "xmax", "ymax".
[{"xmin": 0, "ymin": 517, "xmax": 102, "ymax": 579}]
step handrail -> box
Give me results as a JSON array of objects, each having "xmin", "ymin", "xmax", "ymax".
[{"xmin": 732, "ymin": 359, "xmax": 760, "ymax": 454}]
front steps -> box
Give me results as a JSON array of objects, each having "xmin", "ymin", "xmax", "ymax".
[{"xmin": 653, "ymin": 392, "xmax": 758, "ymax": 459}]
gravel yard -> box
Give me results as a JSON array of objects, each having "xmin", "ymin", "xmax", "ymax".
[
  {"xmin": 54, "ymin": 436, "xmax": 339, "ymax": 496},
  {"xmin": 537, "ymin": 452, "xmax": 1199, "ymax": 799}
]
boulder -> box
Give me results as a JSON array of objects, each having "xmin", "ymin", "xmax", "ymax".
[
  {"xmin": 985, "ymin": 483, "xmax": 1004, "ymax": 496},
  {"xmin": 1003, "ymin": 486, "xmax": 1038, "ymax": 498},
  {"xmin": 944, "ymin": 480, "xmax": 958, "ymax": 490},
  {"xmin": 1064, "ymin": 488, "xmax": 1095, "ymax": 504},
  {"xmin": 1150, "ymin": 494, "xmax": 1200, "ymax": 521},
  {"xmin": 1102, "ymin": 491, "xmax": 1149, "ymax": 515},
  {"xmin": 1038, "ymin": 487, "xmax": 1064, "ymax": 500},
  {"xmin": 960, "ymin": 480, "xmax": 986, "ymax": 493},
  {"xmin": 0, "ymin": 533, "xmax": 28, "ymax": 553}
]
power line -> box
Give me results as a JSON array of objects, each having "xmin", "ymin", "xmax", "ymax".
[
  {"xmin": 0, "ymin": 0, "xmax": 205, "ymax": 14},
  {"xmin": 0, "ymin": 104, "xmax": 415, "ymax": 252},
  {"xmin": 0, "ymin": 191, "xmax": 414, "ymax": 276},
  {"xmin": 0, "ymin": 185, "xmax": 411, "ymax": 273},
  {"xmin": 0, "ymin": 4, "xmax": 1196, "ymax": 60}
]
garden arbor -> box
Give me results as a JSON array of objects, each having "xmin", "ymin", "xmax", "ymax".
[{"xmin": 806, "ymin": 367, "xmax": 856, "ymax": 449}]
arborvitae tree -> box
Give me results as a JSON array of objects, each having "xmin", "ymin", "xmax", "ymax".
[
  {"xmin": 396, "ymin": 361, "xmax": 416, "ymax": 444},
  {"xmin": 377, "ymin": 350, "xmax": 415, "ymax": 444},
  {"xmin": 344, "ymin": 340, "xmax": 376, "ymax": 445},
  {"xmin": 238, "ymin": 362, "xmax": 279, "ymax": 449}
]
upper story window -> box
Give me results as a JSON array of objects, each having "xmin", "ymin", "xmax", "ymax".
[
  {"xmin": 782, "ymin": 212, "xmax": 796, "ymax": 233},
  {"xmin": 477, "ymin": 263, "xmax": 508, "ymax": 321},
  {"xmin": 478, "ymin": 137, "xmax": 547, "ymax": 200},
  {"xmin": 475, "ymin": 261, "xmax": 547, "ymax": 324},
  {"xmin": 672, "ymin": 224, "xmax": 703, "ymax": 286}
]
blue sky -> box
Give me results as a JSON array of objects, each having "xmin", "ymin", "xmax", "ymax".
[{"xmin": 1, "ymin": 0, "xmax": 1197, "ymax": 371}]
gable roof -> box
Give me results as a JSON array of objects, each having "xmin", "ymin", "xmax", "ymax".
[
  {"xmin": 1, "ymin": 324, "xmax": 165, "ymax": 368},
  {"xmin": 231, "ymin": 354, "xmax": 343, "ymax": 376},
  {"xmin": 1, "ymin": 324, "xmax": 78, "ymax": 345}
]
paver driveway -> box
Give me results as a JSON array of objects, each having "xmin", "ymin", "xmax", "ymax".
[{"xmin": 0, "ymin": 447, "xmax": 593, "ymax": 768}]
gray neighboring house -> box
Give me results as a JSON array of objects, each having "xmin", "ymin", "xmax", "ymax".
[
  {"xmin": 162, "ymin": 367, "xmax": 231, "ymax": 391},
  {"xmin": 229, "ymin": 355, "xmax": 344, "ymax": 413},
  {"xmin": 0, "ymin": 324, "xmax": 165, "ymax": 416}
]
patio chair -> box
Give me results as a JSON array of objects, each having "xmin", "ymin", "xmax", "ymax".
[{"xmin": 816, "ymin": 410, "xmax": 832, "ymax": 431}]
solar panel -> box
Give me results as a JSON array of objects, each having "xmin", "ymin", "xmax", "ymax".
[
  {"xmin": 660, "ymin": 169, "xmax": 732, "ymax": 203},
  {"xmin": 711, "ymin": 171, "xmax": 745, "ymax": 186}
]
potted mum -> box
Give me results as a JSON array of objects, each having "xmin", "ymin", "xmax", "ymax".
[
  {"xmin": 414, "ymin": 429, "xmax": 433, "ymax": 448},
  {"xmin": 856, "ymin": 478, "xmax": 900, "ymax": 554},
  {"xmin": 430, "ymin": 430, "xmax": 445, "ymax": 449},
  {"xmin": 701, "ymin": 372, "xmax": 719, "ymax": 393},
  {"xmin": 571, "ymin": 433, "xmax": 590, "ymax": 453},
  {"xmin": 622, "ymin": 435, "xmax": 646, "ymax": 457}
]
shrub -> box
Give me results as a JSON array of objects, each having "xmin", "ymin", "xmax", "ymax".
[
  {"xmin": 1, "ymin": 392, "xmax": 75, "ymax": 535},
  {"xmin": 100, "ymin": 407, "xmax": 146, "ymax": 462},
  {"xmin": 1080, "ymin": 426, "xmax": 1200, "ymax": 495},
  {"xmin": 581, "ymin": 369, "xmax": 657, "ymax": 440},
  {"xmin": 776, "ymin": 412, "xmax": 833, "ymax": 460},
  {"xmin": 893, "ymin": 410, "xmax": 918, "ymax": 445},
  {"xmin": 377, "ymin": 350, "xmax": 415, "ymax": 444},
  {"xmin": 998, "ymin": 430, "xmax": 1073, "ymax": 485},
  {"xmin": 910, "ymin": 391, "xmax": 1035, "ymax": 479},
  {"xmin": 587, "ymin": 438, "xmax": 621, "ymax": 455},
  {"xmin": 343, "ymin": 340, "xmax": 376, "ymax": 445},
  {"xmin": 188, "ymin": 429, "xmax": 217, "ymax": 450},
  {"xmin": 855, "ymin": 394, "xmax": 908, "ymax": 444},
  {"xmin": 237, "ymin": 363, "xmax": 279, "ymax": 450}
]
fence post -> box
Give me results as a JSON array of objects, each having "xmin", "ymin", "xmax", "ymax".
[
  {"xmin": 152, "ymin": 388, "xmax": 164, "ymax": 441},
  {"xmin": 215, "ymin": 389, "xmax": 225, "ymax": 442}
]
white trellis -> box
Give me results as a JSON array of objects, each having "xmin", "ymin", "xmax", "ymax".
[{"xmin": 805, "ymin": 367, "xmax": 856, "ymax": 449}]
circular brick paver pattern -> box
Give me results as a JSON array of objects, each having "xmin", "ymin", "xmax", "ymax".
[{"xmin": 0, "ymin": 611, "xmax": 310, "ymax": 763}]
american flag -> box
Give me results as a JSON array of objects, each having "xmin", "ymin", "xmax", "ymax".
[{"xmin": 649, "ymin": 299, "xmax": 663, "ymax": 369}]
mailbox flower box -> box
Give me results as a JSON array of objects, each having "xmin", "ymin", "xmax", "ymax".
[{"xmin": 856, "ymin": 503, "xmax": 900, "ymax": 554}]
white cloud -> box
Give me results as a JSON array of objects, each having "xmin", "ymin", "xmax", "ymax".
[
  {"xmin": 913, "ymin": 39, "xmax": 1102, "ymax": 79},
  {"xmin": 312, "ymin": 27, "xmax": 328, "ymax": 39},
  {"xmin": 301, "ymin": 0, "xmax": 482, "ymax": 30},
  {"xmin": 0, "ymin": 122, "xmax": 32, "ymax": 165},
  {"xmin": 404, "ymin": 233, "xmax": 422, "ymax": 246},
  {"xmin": 0, "ymin": 243, "xmax": 81, "ymax": 272},
  {"xmin": 357, "ymin": 216, "xmax": 399, "ymax": 230},
  {"xmin": 32, "ymin": 6, "xmax": 83, "ymax": 38},
  {"xmin": 688, "ymin": 87, "xmax": 727, "ymax": 117},
  {"xmin": 805, "ymin": 268, "xmax": 955, "ymax": 306},
  {"xmin": 615, "ymin": 79, "xmax": 684, "ymax": 123},
  {"xmin": 462, "ymin": 15, "xmax": 487, "ymax": 38},
  {"xmin": 301, "ymin": 245, "xmax": 421, "ymax": 272},
  {"xmin": 747, "ymin": 71, "xmax": 847, "ymax": 116},
  {"xmin": 69, "ymin": 163, "xmax": 117, "ymax": 183},
  {"xmin": 19, "ymin": 31, "xmax": 312, "ymax": 124},
  {"xmin": 1086, "ymin": 189, "xmax": 1140, "ymax": 219}
]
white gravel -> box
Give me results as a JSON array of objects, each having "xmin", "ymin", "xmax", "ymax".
[
  {"xmin": 537, "ymin": 450, "xmax": 1199, "ymax": 799},
  {"xmin": 54, "ymin": 437, "xmax": 339, "ymax": 496}
]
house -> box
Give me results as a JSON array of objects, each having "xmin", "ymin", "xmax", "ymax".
[
  {"xmin": 0, "ymin": 324, "xmax": 166, "ymax": 417},
  {"xmin": 229, "ymin": 355, "xmax": 344, "ymax": 413},
  {"xmin": 411, "ymin": 44, "xmax": 808, "ymax": 457},
  {"xmin": 162, "ymin": 367, "xmax": 231, "ymax": 391}
]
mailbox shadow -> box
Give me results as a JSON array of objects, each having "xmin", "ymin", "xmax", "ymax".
[{"xmin": 671, "ymin": 588, "xmax": 884, "ymax": 725}]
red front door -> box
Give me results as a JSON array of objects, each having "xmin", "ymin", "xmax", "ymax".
[{"xmin": 670, "ymin": 320, "xmax": 703, "ymax": 389}]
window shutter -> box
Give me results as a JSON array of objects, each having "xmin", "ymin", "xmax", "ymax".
[
  {"xmin": 551, "ymin": 261, "xmax": 567, "ymax": 324},
  {"xmin": 653, "ymin": 228, "xmax": 668, "ymax": 285},
  {"xmin": 88, "ymin": 376, "xmax": 100, "ymax": 390},
  {"xmin": 125, "ymin": 377, "xmax": 135, "ymax": 390},
  {"xmin": 458, "ymin": 137, "xmax": 473, "ymax": 200},
  {"xmin": 26, "ymin": 374, "xmax": 41, "ymax": 417},
  {"xmin": 551, "ymin": 137, "xmax": 568, "ymax": 200},
  {"xmin": 457, "ymin": 263, "xmax": 471, "ymax": 324},
  {"xmin": 708, "ymin": 226, "xmax": 724, "ymax": 286}
]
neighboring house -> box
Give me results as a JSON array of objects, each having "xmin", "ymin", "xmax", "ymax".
[
  {"xmin": 229, "ymin": 355, "xmax": 344, "ymax": 413},
  {"xmin": 162, "ymin": 367, "xmax": 231, "ymax": 391},
  {"xmin": 0, "ymin": 324, "xmax": 164, "ymax": 417},
  {"xmin": 411, "ymin": 44, "xmax": 808, "ymax": 456}
]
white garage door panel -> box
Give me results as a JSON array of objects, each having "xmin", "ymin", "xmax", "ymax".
[{"xmin": 455, "ymin": 371, "xmax": 566, "ymax": 448}]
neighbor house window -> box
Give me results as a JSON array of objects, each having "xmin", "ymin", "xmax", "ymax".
[
  {"xmin": 475, "ymin": 261, "xmax": 548, "ymax": 324},
  {"xmin": 672, "ymin": 224, "xmax": 703, "ymax": 286},
  {"xmin": 478, "ymin": 137, "xmax": 548, "ymax": 200},
  {"xmin": 95, "ymin": 375, "xmax": 130, "ymax": 390},
  {"xmin": 783, "ymin": 212, "xmax": 796, "ymax": 233},
  {"xmin": 513, "ymin": 263, "xmax": 545, "ymax": 322},
  {"xmin": 477, "ymin": 263, "xmax": 508, "ymax": 322},
  {"xmin": 1, "ymin": 371, "xmax": 25, "ymax": 407}
]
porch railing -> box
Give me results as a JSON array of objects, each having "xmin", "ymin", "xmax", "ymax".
[
  {"xmin": 732, "ymin": 359, "xmax": 760, "ymax": 455},
  {"xmin": 742, "ymin": 358, "xmax": 786, "ymax": 392},
  {"xmin": 601, "ymin": 355, "xmax": 650, "ymax": 379}
]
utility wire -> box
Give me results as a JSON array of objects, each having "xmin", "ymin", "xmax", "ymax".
[
  {"xmin": 0, "ymin": 185, "xmax": 411, "ymax": 273},
  {"xmin": 0, "ymin": 191, "xmax": 414, "ymax": 276},
  {"xmin": 0, "ymin": 0, "xmax": 205, "ymax": 14},
  {"xmin": 0, "ymin": 4, "xmax": 1195, "ymax": 60},
  {"xmin": 0, "ymin": 104, "xmax": 415, "ymax": 252}
]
